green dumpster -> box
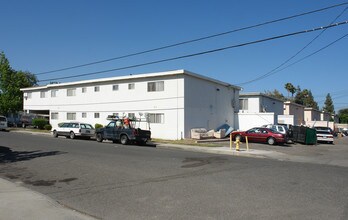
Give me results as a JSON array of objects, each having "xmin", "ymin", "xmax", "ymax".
[{"xmin": 292, "ymin": 126, "xmax": 317, "ymax": 145}]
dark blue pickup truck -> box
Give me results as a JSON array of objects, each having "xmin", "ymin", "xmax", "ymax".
[{"xmin": 95, "ymin": 121, "xmax": 151, "ymax": 145}]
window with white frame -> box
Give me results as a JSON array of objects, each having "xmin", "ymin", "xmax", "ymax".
[
  {"xmin": 27, "ymin": 92, "xmax": 32, "ymax": 99},
  {"xmin": 147, "ymin": 81, "xmax": 164, "ymax": 92},
  {"xmin": 239, "ymin": 99, "xmax": 248, "ymax": 110},
  {"xmin": 148, "ymin": 113, "xmax": 164, "ymax": 124},
  {"xmin": 67, "ymin": 112, "xmax": 76, "ymax": 120},
  {"xmin": 94, "ymin": 86, "xmax": 100, "ymax": 92},
  {"xmin": 51, "ymin": 112, "xmax": 59, "ymax": 120},
  {"xmin": 112, "ymin": 85, "xmax": 119, "ymax": 91},
  {"xmin": 82, "ymin": 87, "xmax": 87, "ymax": 93},
  {"xmin": 128, "ymin": 113, "xmax": 135, "ymax": 119},
  {"xmin": 128, "ymin": 83, "xmax": 135, "ymax": 90},
  {"xmin": 67, "ymin": 88, "xmax": 76, "ymax": 96},
  {"xmin": 94, "ymin": 113, "xmax": 100, "ymax": 118},
  {"xmin": 40, "ymin": 91, "xmax": 46, "ymax": 98},
  {"xmin": 51, "ymin": 89, "xmax": 58, "ymax": 97},
  {"xmin": 82, "ymin": 112, "xmax": 87, "ymax": 118}
]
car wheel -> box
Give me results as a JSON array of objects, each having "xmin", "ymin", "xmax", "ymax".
[
  {"xmin": 120, "ymin": 135, "xmax": 129, "ymax": 145},
  {"xmin": 96, "ymin": 133, "xmax": 103, "ymax": 142},
  {"xmin": 70, "ymin": 131, "xmax": 75, "ymax": 139},
  {"xmin": 53, "ymin": 130, "xmax": 58, "ymax": 138},
  {"xmin": 267, "ymin": 137, "xmax": 275, "ymax": 145}
]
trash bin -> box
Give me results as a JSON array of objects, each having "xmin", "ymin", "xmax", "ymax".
[{"xmin": 292, "ymin": 126, "xmax": 317, "ymax": 145}]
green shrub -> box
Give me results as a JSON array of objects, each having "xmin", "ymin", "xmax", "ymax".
[
  {"xmin": 95, "ymin": 123, "xmax": 103, "ymax": 129},
  {"xmin": 32, "ymin": 118, "xmax": 48, "ymax": 130},
  {"xmin": 44, "ymin": 124, "xmax": 52, "ymax": 130}
]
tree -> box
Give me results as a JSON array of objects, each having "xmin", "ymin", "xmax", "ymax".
[
  {"xmin": 264, "ymin": 89, "xmax": 287, "ymax": 101},
  {"xmin": 323, "ymin": 93, "xmax": 334, "ymax": 115},
  {"xmin": 338, "ymin": 108, "xmax": 348, "ymax": 123},
  {"xmin": 0, "ymin": 51, "xmax": 37, "ymax": 115},
  {"xmin": 294, "ymin": 87, "xmax": 319, "ymax": 110},
  {"xmin": 284, "ymin": 83, "xmax": 296, "ymax": 98}
]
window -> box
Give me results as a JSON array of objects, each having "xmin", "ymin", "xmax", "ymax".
[
  {"xmin": 27, "ymin": 92, "xmax": 32, "ymax": 99},
  {"xmin": 67, "ymin": 88, "xmax": 76, "ymax": 96},
  {"xmin": 94, "ymin": 113, "xmax": 100, "ymax": 118},
  {"xmin": 51, "ymin": 112, "xmax": 59, "ymax": 120},
  {"xmin": 128, "ymin": 83, "xmax": 135, "ymax": 90},
  {"xmin": 112, "ymin": 85, "xmax": 119, "ymax": 91},
  {"xmin": 67, "ymin": 112, "xmax": 76, "ymax": 120},
  {"xmin": 148, "ymin": 113, "xmax": 164, "ymax": 124},
  {"xmin": 51, "ymin": 89, "xmax": 58, "ymax": 97},
  {"xmin": 82, "ymin": 87, "xmax": 87, "ymax": 93},
  {"xmin": 94, "ymin": 86, "xmax": 100, "ymax": 92},
  {"xmin": 82, "ymin": 112, "xmax": 87, "ymax": 118},
  {"xmin": 40, "ymin": 91, "xmax": 46, "ymax": 98},
  {"xmin": 239, "ymin": 99, "xmax": 248, "ymax": 110},
  {"xmin": 148, "ymin": 81, "xmax": 164, "ymax": 92},
  {"xmin": 128, "ymin": 113, "xmax": 135, "ymax": 119},
  {"xmin": 107, "ymin": 121, "xmax": 116, "ymax": 128}
]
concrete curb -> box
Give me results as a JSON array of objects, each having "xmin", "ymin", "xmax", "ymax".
[
  {"xmin": 156, "ymin": 143, "xmax": 277, "ymax": 159},
  {"xmin": 0, "ymin": 178, "xmax": 97, "ymax": 220}
]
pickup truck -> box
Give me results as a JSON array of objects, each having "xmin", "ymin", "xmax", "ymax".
[{"xmin": 95, "ymin": 121, "xmax": 151, "ymax": 145}]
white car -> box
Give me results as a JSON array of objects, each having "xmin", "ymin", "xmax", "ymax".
[
  {"xmin": 52, "ymin": 122, "xmax": 95, "ymax": 139},
  {"xmin": 0, "ymin": 115, "xmax": 8, "ymax": 131},
  {"xmin": 316, "ymin": 130, "xmax": 334, "ymax": 144},
  {"xmin": 262, "ymin": 124, "xmax": 288, "ymax": 135}
]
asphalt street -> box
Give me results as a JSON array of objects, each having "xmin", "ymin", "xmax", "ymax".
[{"xmin": 1, "ymin": 131, "xmax": 348, "ymax": 220}]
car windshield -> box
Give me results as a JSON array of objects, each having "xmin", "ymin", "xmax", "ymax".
[
  {"xmin": 269, "ymin": 128, "xmax": 278, "ymax": 133},
  {"xmin": 0, "ymin": 116, "xmax": 6, "ymax": 122},
  {"xmin": 81, "ymin": 124, "xmax": 94, "ymax": 129}
]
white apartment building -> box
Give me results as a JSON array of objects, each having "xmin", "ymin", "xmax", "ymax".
[
  {"xmin": 237, "ymin": 92, "xmax": 284, "ymax": 130},
  {"xmin": 21, "ymin": 70, "xmax": 240, "ymax": 140}
]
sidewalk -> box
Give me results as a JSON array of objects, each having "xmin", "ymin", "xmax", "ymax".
[
  {"xmin": 0, "ymin": 178, "xmax": 97, "ymax": 220},
  {"xmin": 156, "ymin": 137, "xmax": 348, "ymax": 167}
]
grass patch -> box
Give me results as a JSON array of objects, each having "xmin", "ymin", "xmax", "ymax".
[{"xmin": 9, "ymin": 127, "xmax": 51, "ymax": 133}]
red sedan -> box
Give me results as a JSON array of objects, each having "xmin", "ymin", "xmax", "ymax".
[{"xmin": 232, "ymin": 127, "xmax": 287, "ymax": 145}]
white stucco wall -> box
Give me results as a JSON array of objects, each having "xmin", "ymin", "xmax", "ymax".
[
  {"xmin": 184, "ymin": 75, "xmax": 239, "ymax": 138},
  {"xmin": 23, "ymin": 74, "xmax": 185, "ymax": 140},
  {"xmin": 236, "ymin": 113, "xmax": 275, "ymax": 131}
]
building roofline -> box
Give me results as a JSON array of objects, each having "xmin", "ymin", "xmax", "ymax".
[
  {"xmin": 284, "ymin": 101, "xmax": 305, "ymax": 108},
  {"xmin": 20, "ymin": 69, "xmax": 241, "ymax": 91},
  {"xmin": 239, "ymin": 92, "xmax": 284, "ymax": 102},
  {"xmin": 304, "ymin": 107, "xmax": 322, "ymax": 113}
]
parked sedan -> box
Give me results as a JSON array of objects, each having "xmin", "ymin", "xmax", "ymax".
[
  {"xmin": 52, "ymin": 122, "xmax": 95, "ymax": 139},
  {"xmin": 232, "ymin": 127, "xmax": 287, "ymax": 145},
  {"xmin": 316, "ymin": 130, "xmax": 334, "ymax": 144}
]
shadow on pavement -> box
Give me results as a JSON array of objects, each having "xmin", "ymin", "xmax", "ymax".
[{"xmin": 0, "ymin": 146, "xmax": 66, "ymax": 163}]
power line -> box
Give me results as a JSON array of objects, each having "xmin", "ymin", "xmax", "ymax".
[
  {"xmin": 250, "ymin": 32, "xmax": 348, "ymax": 91},
  {"xmin": 35, "ymin": 2, "xmax": 348, "ymax": 76},
  {"xmin": 38, "ymin": 20, "xmax": 348, "ymax": 83},
  {"xmin": 236, "ymin": 6, "xmax": 348, "ymax": 86}
]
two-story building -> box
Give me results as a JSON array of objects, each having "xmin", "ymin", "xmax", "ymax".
[
  {"xmin": 237, "ymin": 92, "xmax": 284, "ymax": 130},
  {"xmin": 21, "ymin": 70, "xmax": 240, "ymax": 140}
]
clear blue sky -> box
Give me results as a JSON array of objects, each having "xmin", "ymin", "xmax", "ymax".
[{"xmin": 1, "ymin": 0, "xmax": 348, "ymax": 111}]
